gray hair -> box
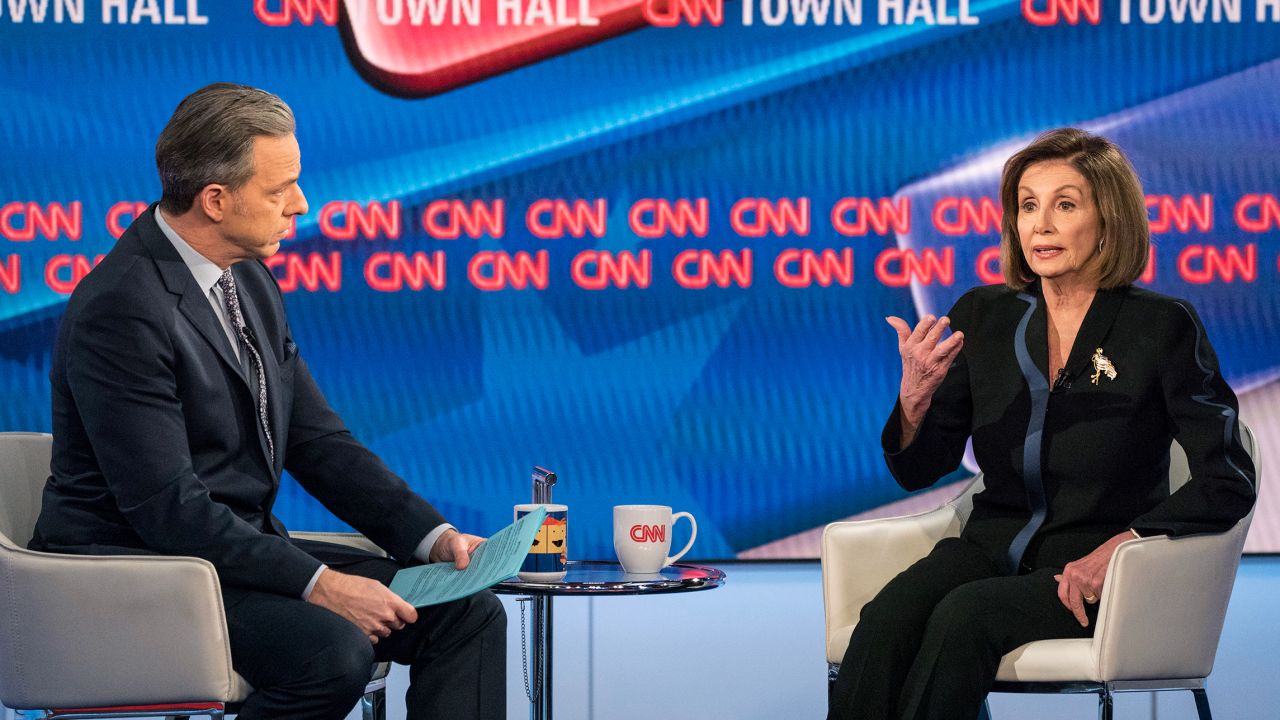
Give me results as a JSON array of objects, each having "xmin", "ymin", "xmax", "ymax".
[{"xmin": 156, "ymin": 83, "xmax": 296, "ymax": 214}]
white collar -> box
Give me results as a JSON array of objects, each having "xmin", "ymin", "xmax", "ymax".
[{"xmin": 154, "ymin": 207, "xmax": 227, "ymax": 295}]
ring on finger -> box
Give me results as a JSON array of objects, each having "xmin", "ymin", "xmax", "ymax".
[{"xmin": 1084, "ymin": 593, "xmax": 1098, "ymax": 604}]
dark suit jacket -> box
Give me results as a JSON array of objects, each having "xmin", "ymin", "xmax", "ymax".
[
  {"xmin": 30, "ymin": 206, "xmax": 446, "ymax": 596},
  {"xmin": 883, "ymin": 281, "xmax": 1256, "ymax": 572}
]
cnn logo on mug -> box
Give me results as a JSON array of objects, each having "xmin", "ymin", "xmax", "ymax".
[
  {"xmin": 629, "ymin": 523, "xmax": 667, "ymax": 543},
  {"xmin": 613, "ymin": 505, "xmax": 697, "ymax": 574}
]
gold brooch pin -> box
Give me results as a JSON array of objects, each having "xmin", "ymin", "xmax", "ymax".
[{"xmin": 1090, "ymin": 347, "xmax": 1117, "ymax": 385}]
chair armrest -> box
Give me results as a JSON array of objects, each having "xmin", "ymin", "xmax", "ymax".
[
  {"xmin": 288, "ymin": 531, "xmax": 387, "ymax": 557},
  {"xmin": 0, "ymin": 547, "xmax": 237, "ymax": 709},
  {"xmin": 821, "ymin": 503, "xmax": 964, "ymax": 662},
  {"xmin": 1092, "ymin": 524, "xmax": 1249, "ymax": 681}
]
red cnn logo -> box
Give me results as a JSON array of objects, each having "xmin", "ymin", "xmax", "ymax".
[
  {"xmin": 642, "ymin": 0, "xmax": 724, "ymax": 26},
  {"xmin": 1236, "ymin": 194, "xmax": 1280, "ymax": 232},
  {"xmin": 1022, "ymin": 0, "xmax": 1100, "ymax": 24},
  {"xmin": 0, "ymin": 201, "xmax": 82, "ymax": 241},
  {"xmin": 630, "ymin": 524, "xmax": 666, "ymax": 543}
]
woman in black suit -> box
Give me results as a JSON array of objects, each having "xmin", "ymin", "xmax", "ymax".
[{"xmin": 827, "ymin": 128, "xmax": 1256, "ymax": 720}]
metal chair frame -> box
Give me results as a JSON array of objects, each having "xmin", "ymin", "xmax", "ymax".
[{"xmin": 828, "ymin": 663, "xmax": 1214, "ymax": 720}]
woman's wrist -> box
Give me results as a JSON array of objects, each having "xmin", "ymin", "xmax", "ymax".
[{"xmin": 899, "ymin": 392, "xmax": 930, "ymax": 428}]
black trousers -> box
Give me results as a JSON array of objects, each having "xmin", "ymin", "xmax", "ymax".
[
  {"xmin": 222, "ymin": 541, "xmax": 506, "ymax": 720},
  {"xmin": 828, "ymin": 537, "xmax": 1097, "ymax": 720}
]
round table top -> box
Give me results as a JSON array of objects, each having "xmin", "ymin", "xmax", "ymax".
[{"xmin": 493, "ymin": 560, "xmax": 726, "ymax": 596}]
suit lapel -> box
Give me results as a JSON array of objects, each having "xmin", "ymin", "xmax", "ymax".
[
  {"xmin": 1062, "ymin": 286, "xmax": 1126, "ymax": 387},
  {"xmin": 138, "ymin": 207, "xmax": 249, "ymax": 386},
  {"xmin": 138, "ymin": 207, "xmax": 275, "ymax": 472},
  {"xmin": 1023, "ymin": 280, "xmax": 1050, "ymax": 383}
]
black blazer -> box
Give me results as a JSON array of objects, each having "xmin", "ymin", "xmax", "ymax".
[
  {"xmin": 30, "ymin": 206, "xmax": 446, "ymax": 596},
  {"xmin": 883, "ymin": 281, "xmax": 1256, "ymax": 572}
]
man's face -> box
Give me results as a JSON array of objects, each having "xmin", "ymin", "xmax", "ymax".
[{"xmin": 220, "ymin": 133, "xmax": 307, "ymax": 261}]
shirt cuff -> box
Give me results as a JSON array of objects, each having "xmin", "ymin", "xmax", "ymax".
[
  {"xmin": 301, "ymin": 564, "xmax": 328, "ymax": 600},
  {"xmin": 414, "ymin": 523, "xmax": 457, "ymax": 563}
]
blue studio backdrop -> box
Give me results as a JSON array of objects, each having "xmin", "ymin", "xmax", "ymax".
[{"xmin": 2, "ymin": 0, "xmax": 1278, "ymax": 559}]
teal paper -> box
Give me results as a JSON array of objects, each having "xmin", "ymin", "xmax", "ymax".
[{"xmin": 390, "ymin": 506, "xmax": 548, "ymax": 608}]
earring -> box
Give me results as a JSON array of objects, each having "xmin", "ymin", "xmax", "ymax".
[{"xmin": 1097, "ymin": 238, "xmax": 1105, "ymax": 254}]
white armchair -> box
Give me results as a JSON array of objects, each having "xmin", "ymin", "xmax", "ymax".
[
  {"xmin": 821, "ymin": 420, "xmax": 1259, "ymax": 720},
  {"xmin": 0, "ymin": 432, "xmax": 389, "ymax": 720}
]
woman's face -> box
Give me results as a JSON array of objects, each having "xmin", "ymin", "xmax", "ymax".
[{"xmin": 1017, "ymin": 159, "xmax": 1102, "ymax": 288}]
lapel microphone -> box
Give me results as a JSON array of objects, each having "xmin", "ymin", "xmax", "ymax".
[{"xmin": 1052, "ymin": 367, "xmax": 1072, "ymax": 393}]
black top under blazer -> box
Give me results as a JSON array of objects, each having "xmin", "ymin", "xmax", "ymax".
[
  {"xmin": 882, "ymin": 281, "xmax": 1256, "ymax": 573},
  {"xmin": 30, "ymin": 206, "xmax": 447, "ymax": 596}
]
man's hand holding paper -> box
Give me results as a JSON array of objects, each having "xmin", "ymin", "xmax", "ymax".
[{"xmin": 391, "ymin": 507, "xmax": 548, "ymax": 608}]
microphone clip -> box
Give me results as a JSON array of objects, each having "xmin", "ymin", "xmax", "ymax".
[{"xmin": 1052, "ymin": 368, "xmax": 1072, "ymax": 393}]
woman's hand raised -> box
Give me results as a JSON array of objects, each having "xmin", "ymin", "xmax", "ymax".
[{"xmin": 886, "ymin": 315, "xmax": 964, "ymax": 446}]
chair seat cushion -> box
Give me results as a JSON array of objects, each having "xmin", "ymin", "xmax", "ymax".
[
  {"xmin": 229, "ymin": 672, "xmax": 254, "ymax": 702},
  {"xmin": 229, "ymin": 662, "xmax": 391, "ymax": 701},
  {"xmin": 995, "ymin": 639, "xmax": 1099, "ymax": 682},
  {"xmin": 827, "ymin": 625, "xmax": 855, "ymax": 664},
  {"xmin": 828, "ymin": 629, "xmax": 1100, "ymax": 684}
]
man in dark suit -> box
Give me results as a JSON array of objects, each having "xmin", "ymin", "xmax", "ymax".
[{"xmin": 29, "ymin": 83, "xmax": 506, "ymax": 720}]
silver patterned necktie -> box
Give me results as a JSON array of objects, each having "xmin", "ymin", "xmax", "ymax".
[{"xmin": 218, "ymin": 268, "xmax": 275, "ymax": 466}]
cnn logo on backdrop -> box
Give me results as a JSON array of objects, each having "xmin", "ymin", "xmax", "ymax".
[{"xmin": 630, "ymin": 524, "xmax": 667, "ymax": 543}]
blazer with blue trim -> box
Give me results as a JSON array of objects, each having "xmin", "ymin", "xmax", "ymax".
[
  {"xmin": 30, "ymin": 206, "xmax": 447, "ymax": 597},
  {"xmin": 882, "ymin": 281, "xmax": 1256, "ymax": 573}
]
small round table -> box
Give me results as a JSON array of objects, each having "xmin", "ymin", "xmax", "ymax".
[{"xmin": 494, "ymin": 560, "xmax": 726, "ymax": 720}]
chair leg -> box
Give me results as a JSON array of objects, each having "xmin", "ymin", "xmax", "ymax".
[
  {"xmin": 361, "ymin": 686, "xmax": 387, "ymax": 720},
  {"xmin": 1097, "ymin": 685, "xmax": 1114, "ymax": 720},
  {"xmin": 1192, "ymin": 688, "xmax": 1213, "ymax": 720},
  {"xmin": 977, "ymin": 698, "xmax": 993, "ymax": 720}
]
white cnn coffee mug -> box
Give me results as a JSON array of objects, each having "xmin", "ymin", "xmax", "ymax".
[{"xmin": 613, "ymin": 505, "xmax": 697, "ymax": 574}]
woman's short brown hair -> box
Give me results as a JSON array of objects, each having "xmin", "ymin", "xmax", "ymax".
[{"xmin": 999, "ymin": 128, "xmax": 1149, "ymax": 289}]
